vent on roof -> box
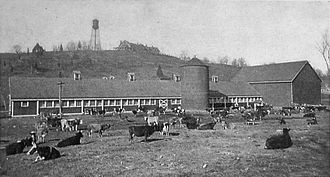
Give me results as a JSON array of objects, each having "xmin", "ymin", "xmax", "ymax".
[
  {"xmin": 73, "ymin": 71, "xmax": 81, "ymax": 80},
  {"xmin": 128, "ymin": 73, "xmax": 136, "ymax": 82}
]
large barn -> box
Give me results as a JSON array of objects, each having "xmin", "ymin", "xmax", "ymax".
[{"xmin": 8, "ymin": 58, "xmax": 321, "ymax": 117}]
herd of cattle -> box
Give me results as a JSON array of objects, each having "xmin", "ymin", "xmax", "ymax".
[{"xmin": 3, "ymin": 104, "xmax": 325, "ymax": 163}]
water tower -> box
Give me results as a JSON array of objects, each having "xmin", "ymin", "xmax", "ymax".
[
  {"xmin": 180, "ymin": 57, "xmax": 209, "ymax": 113},
  {"xmin": 89, "ymin": 19, "xmax": 101, "ymax": 50}
]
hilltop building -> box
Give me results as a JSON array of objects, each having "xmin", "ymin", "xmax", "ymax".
[{"xmin": 8, "ymin": 58, "xmax": 321, "ymax": 117}]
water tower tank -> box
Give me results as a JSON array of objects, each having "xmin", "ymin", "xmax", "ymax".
[
  {"xmin": 180, "ymin": 57, "xmax": 209, "ymax": 112},
  {"xmin": 92, "ymin": 19, "xmax": 99, "ymax": 30}
]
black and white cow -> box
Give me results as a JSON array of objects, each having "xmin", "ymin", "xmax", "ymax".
[
  {"xmin": 28, "ymin": 144, "xmax": 61, "ymax": 162},
  {"xmin": 56, "ymin": 132, "xmax": 83, "ymax": 147},
  {"xmin": 264, "ymin": 128, "xmax": 292, "ymax": 149},
  {"xmin": 5, "ymin": 137, "xmax": 33, "ymax": 156}
]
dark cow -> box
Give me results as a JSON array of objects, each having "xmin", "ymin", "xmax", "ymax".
[
  {"xmin": 56, "ymin": 132, "xmax": 83, "ymax": 147},
  {"xmin": 87, "ymin": 123, "xmax": 111, "ymax": 137},
  {"xmin": 128, "ymin": 125, "xmax": 158, "ymax": 142},
  {"xmin": 34, "ymin": 146, "xmax": 60, "ymax": 162},
  {"xmin": 197, "ymin": 122, "xmax": 216, "ymax": 130},
  {"xmin": 265, "ymin": 128, "xmax": 292, "ymax": 149},
  {"xmin": 5, "ymin": 137, "xmax": 33, "ymax": 156},
  {"xmin": 279, "ymin": 118, "xmax": 286, "ymax": 125}
]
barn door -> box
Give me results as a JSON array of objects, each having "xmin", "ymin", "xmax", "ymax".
[{"xmin": 159, "ymin": 99, "xmax": 168, "ymax": 108}]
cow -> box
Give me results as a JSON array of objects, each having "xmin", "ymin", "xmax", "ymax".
[
  {"xmin": 264, "ymin": 128, "xmax": 292, "ymax": 149},
  {"xmin": 145, "ymin": 116, "xmax": 159, "ymax": 126},
  {"xmin": 307, "ymin": 117, "xmax": 318, "ymax": 125},
  {"xmin": 28, "ymin": 143, "xmax": 61, "ymax": 162},
  {"xmin": 220, "ymin": 120, "xmax": 229, "ymax": 129},
  {"xmin": 60, "ymin": 119, "xmax": 70, "ymax": 131},
  {"xmin": 5, "ymin": 137, "xmax": 33, "ymax": 156},
  {"xmin": 34, "ymin": 122, "xmax": 49, "ymax": 143},
  {"xmin": 128, "ymin": 125, "xmax": 158, "ymax": 142},
  {"xmin": 197, "ymin": 122, "xmax": 217, "ymax": 130},
  {"xmin": 86, "ymin": 123, "xmax": 111, "ymax": 137},
  {"xmin": 303, "ymin": 112, "xmax": 316, "ymax": 118},
  {"xmin": 56, "ymin": 132, "xmax": 83, "ymax": 148},
  {"xmin": 279, "ymin": 118, "xmax": 286, "ymax": 125},
  {"xmin": 61, "ymin": 118, "xmax": 82, "ymax": 131},
  {"xmin": 160, "ymin": 122, "xmax": 170, "ymax": 136}
]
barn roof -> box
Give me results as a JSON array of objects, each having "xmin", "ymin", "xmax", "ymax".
[
  {"xmin": 210, "ymin": 81, "xmax": 262, "ymax": 97},
  {"xmin": 231, "ymin": 60, "xmax": 309, "ymax": 83},
  {"xmin": 10, "ymin": 77, "xmax": 181, "ymax": 99},
  {"xmin": 181, "ymin": 57, "xmax": 208, "ymax": 67}
]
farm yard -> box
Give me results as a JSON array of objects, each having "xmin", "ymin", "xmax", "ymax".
[{"xmin": 1, "ymin": 111, "xmax": 329, "ymax": 177}]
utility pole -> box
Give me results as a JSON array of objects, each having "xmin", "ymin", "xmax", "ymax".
[{"xmin": 57, "ymin": 81, "xmax": 65, "ymax": 118}]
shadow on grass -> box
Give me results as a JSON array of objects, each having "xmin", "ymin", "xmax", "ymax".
[
  {"xmin": 141, "ymin": 138, "xmax": 163, "ymax": 143},
  {"xmin": 169, "ymin": 132, "xmax": 180, "ymax": 136}
]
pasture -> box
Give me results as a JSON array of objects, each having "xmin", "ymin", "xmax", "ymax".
[{"xmin": 1, "ymin": 112, "xmax": 329, "ymax": 177}]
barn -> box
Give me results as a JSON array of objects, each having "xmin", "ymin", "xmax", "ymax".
[
  {"xmin": 7, "ymin": 58, "xmax": 321, "ymax": 117},
  {"xmin": 231, "ymin": 61, "xmax": 322, "ymax": 107}
]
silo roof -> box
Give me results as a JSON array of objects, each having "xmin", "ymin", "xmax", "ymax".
[{"xmin": 181, "ymin": 57, "xmax": 208, "ymax": 67}]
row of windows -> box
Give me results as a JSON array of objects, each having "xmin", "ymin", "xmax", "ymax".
[
  {"xmin": 229, "ymin": 97, "xmax": 262, "ymax": 103},
  {"xmin": 27, "ymin": 98, "xmax": 182, "ymax": 108}
]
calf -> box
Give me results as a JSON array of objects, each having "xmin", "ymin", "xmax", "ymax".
[
  {"xmin": 35, "ymin": 123, "xmax": 49, "ymax": 143},
  {"xmin": 160, "ymin": 122, "xmax": 170, "ymax": 136},
  {"xmin": 128, "ymin": 125, "xmax": 157, "ymax": 142},
  {"xmin": 5, "ymin": 137, "xmax": 33, "ymax": 156},
  {"xmin": 60, "ymin": 119, "xmax": 70, "ymax": 131},
  {"xmin": 264, "ymin": 128, "xmax": 292, "ymax": 149},
  {"xmin": 87, "ymin": 123, "xmax": 111, "ymax": 137},
  {"xmin": 145, "ymin": 116, "xmax": 159, "ymax": 126},
  {"xmin": 56, "ymin": 132, "xmax": 83, "ymax": 148}
]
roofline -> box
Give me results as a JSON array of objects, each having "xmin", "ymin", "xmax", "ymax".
[
  {"xmin": 10, "ymin": 96, "xmax": 182, "ymax": 101},
  {"xmin": 248, "ymin": 81, "xmax": 292, "ymax": 84},
  {"xmin": 291, "ymin": 62, "xmax": 322, "ymax": 82}
]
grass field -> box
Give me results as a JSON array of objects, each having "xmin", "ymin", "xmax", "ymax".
[{"xmin": 1, "ymin": 112, "xmax": 329, "ymax": 177}]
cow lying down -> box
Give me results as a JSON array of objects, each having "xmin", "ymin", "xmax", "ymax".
[
  {"xmin": 56, "ymin": 132, "xmax": 83, "ymax": 147},
  {"xmin": 5, "ymin": 137, "xmax": 33, "ymax": 156},
  {"xmin": 265, "ymin": 128, "xmax": 292, "ymax": 149},
  {"xmin": 27, "ymin": 144, "xmax": 61, "ymax": 162},
  {"xmin": 197, "ymin": 122, "xmax": 216, "ymax": 130}
]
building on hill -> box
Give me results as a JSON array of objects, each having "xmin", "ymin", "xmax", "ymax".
[
  {"xmin": 7, "ymin": 58, "xmax": 321, "ymax": 117},
  {"xmin": 231, "ymin": 61, "xmax": 322, "ymax": 107},
  {"xmin": 115, "ymin": 40, "xmax": 160, "ymax": 55}
]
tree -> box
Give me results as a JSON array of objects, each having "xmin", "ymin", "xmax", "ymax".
[
  {"xmin": 218, "ymin": 56, "xmax": 229, "ymax": 65},
  {"xmin": 237, "ymin": 57, "xmax": 248, "ymax": 67},
  {"xmin": 231, "ymin": 58, "xmax": 239, "ymax": 67},
  {"xmin": 317, "ymin": 30, "xmax": 330, "ymax": 72},
  {"xmin": 77, "ymin": 41, "xmax": 82, "ymax": 50},
  {"xmin": 202, "ymin": 57, "xmax": 210, "ymax": 63},
  {"xmin": 179, "ymin": 50, "xmax": 190, "ymax": 61},
  {"xmin": 59, "ymin": 44, "xmax": 63, "ymax": 52},
  {"xmin": 12, "ymin": 45, "xmax": 22, "ymax": 60},
  {"xmin": 66, "ymin": 41, "xmax": 76, "ymax": 51}
]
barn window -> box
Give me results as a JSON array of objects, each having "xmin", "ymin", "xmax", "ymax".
[
  {"xmin": 171, "ymin": 99, "xmax": 176, "ymax": 104},
  {"xmin": 128, "ymin": 99, "xmax": 133, "ymax": 105},
  {"xmin": 69, "ymin": 100, "xmax": 75, "ymax": 107},
  {"xmin": 76, "ymin": 101, "xmax": 82, "ymax": 107},
  {"xmin": 21, "ymin": 101, "xmax": 29, "ymax": 107},
  {"xmin": 151, "ymin": 99, "xmax": 156, "ymax": 105},
  {"xmin": 62, "ymin": 101, "xmax": 68, "ymax": 107},
  {"xmin": 54, "ymin": 101, "xmax": 59, "ymax": 107},
  {"xmin": 40, "ymin": 101, "xmax": 46, "ymax": 108},
  {"xmin": 46, "ymin": 101, "xmax": 53, "ymax": 107},
  {"xmin": 109, "ymin": 100, "xmax": 114, "ymax": 106},
  {"xmin": 145, "ymin": 99, "xmax": 150, "ymax": 105},
  {"xmin": 134, "ymin": 99, "xmax": 139, "ymax": 105},
  {"xmin": 140, "ymin": 99, "xmax": 145, "ymax": 105},
  {"xmin": 128, "ymin": 73, "xmax": 136, "ymax": 82},
  {"xmin": 97, "ymin": 100, "xmax": 102, "ymax": 106},
  {"xmin": 123, "ymin": 99, "xmax": 128, "ymax": 106},
  {"xmin": 211, "ymin": 76, "xmax": 218, "ymax": 83},
  {"xmin": 176, "ymin": 99, "xmax": 181, "ymax": 104},
  {"xmin": 90, "ymin": 100, "xmax": 96, "ymax": 106},
  {"xmin": 84, "ymin": 100, "xmax": 90, "ymax": 106},
  {"xmin": 115, "ymin": 100, "xmax": 121, "ymax": 106}
]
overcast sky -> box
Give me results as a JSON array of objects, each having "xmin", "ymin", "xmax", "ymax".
[{"xmin": 0, "ymin": 0, "xmax": 329, "ymax": 72}]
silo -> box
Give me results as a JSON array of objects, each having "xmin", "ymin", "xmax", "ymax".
[{"xmin": 180, "ymin": 57, "xmax": 209, "ymax": 112}]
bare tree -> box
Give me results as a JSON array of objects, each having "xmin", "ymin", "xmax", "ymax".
[
  {"xmin": 237, "ymin": 57, "xmax": 248, "ymax": 67},
  {"xmin": 179, "ymin": 50, "xmax": 190, "ymax": 61},
  {"xmin": 317, "ymin": 30, "xmax": 330, "ymax": 72},
  {"xmin": 217, "ymin": 56, "xmax": 229, "ymax": 64},
  {"xmin": 66, "ymin": 41, "xmax": 77, "ymax": 51},
  {"xmin": 12, "ymin": 45, "xmax": 22, "ymax": 60},
  {"xmin": 202, "ymin": 57, "xmax": 210, "ymax": 63}
]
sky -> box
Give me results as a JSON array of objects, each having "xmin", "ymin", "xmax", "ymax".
[{"xmin": 0, "ymin": 0, "xmax": 329, "ymax": 73}]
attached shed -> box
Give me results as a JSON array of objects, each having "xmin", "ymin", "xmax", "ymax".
[{"xmin": 232, "ymin": 61, "xmax": 321, "ymax": 107}]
